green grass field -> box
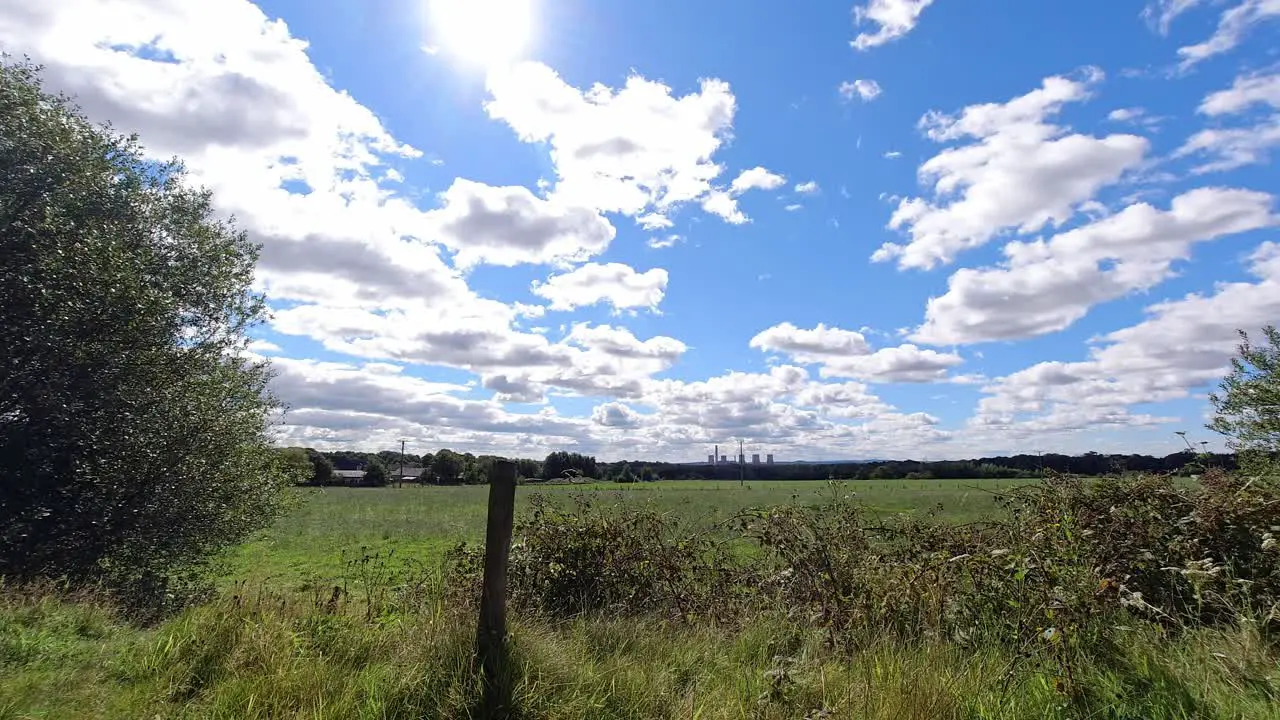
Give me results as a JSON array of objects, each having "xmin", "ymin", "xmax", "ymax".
[
  {"xmin": 228, "ymin": 479, "xmax": 1031, "ymax": 585},
  {"xmin": 7, "ymin": 476, "xmax": 1279, "ymax": 719}
]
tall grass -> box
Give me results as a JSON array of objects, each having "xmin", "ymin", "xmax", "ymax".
[
  {"xmin": 4, "ymin": 585, "xmax": 1276, "ymax": 719},
  {"xmin": 4, "ymin": 472, "xmax": 1279, "ymax": 718}
]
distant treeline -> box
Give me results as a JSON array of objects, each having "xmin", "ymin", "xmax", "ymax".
[
  {"xmin": 600, "ymin": 451, "xmax": 1235, "ymax": 482},
  {"xmin": 283, "ymin": 447, "xmax": 1231, "ymax": 486}
]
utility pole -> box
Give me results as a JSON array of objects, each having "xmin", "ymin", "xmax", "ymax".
[{"xmin": 399, "ymin": 438, "xmax": 406, "ymax": 488}]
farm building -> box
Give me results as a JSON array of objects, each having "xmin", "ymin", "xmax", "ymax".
[{"xmin": 332, "ymin": 469, "xmax": 366, "ymax": 484}]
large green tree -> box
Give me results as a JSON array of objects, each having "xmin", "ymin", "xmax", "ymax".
[
  {"xmin": 307, "ymin": 449, "xmax": 335, "ymax": 486},
  {"xmin": 0, "ymin": 61, "xmax": 300, "ymax": 601},
  {"xmin": 363, "ymin": 459, "xmax": 390, "ymax": 487},
  {"xmin": 1210, "ymin": 326, "xmax": 1280, "ymax": 475},
  {"xmin": 429, "ymin": 449, "xmax": 465, "ymax": 484},
  {"xmin": 543, "ymin": 451, "xmax": 598, "ymax": 480}
]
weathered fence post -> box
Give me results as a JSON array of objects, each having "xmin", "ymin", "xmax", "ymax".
[{"xmin": 476, "ymin": 459, "xmax": 517, "ymax": 698}]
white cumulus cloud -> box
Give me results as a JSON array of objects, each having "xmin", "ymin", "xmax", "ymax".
[
  {"xmin": 532, "ymin": 263, "xmax": 669, "ymax": 312},
  {"xmin": 751, "ymin": 322, "xmax": 963, "ymax": 383},
  {"xmin": 483, "ymin": 61, "xmax": 738, "ymax": 226},
  {"xmin": 872, "ymin": 70, "xmax": 1148, "ymax": 270},
  {"xmin": 912, "ymin": 188, "xmax": 1278, "ymax": 345},
  {"xmin": 851, "ymin": 0, "xmax": 936, "ymax": 50},
  {"xmin": 973, "ymin": 241, "xmax": 1280, "ymax": 438},
  {"xmin": 839, "ymin": 79, "xmax": 882, "ymax": 101},
  {"xmin": 426, "ymin": 179, "xmax": 616, "ymax": 268},
  {"xmin": 730, "ymin": 166, "xmax": 787, "ymax": 193},
  {"xmin": 1179, "ymin": 71, "xmax": 1280, "ymax": 174}
]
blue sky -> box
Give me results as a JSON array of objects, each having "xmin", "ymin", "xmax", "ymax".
[{"xmin": 4, "ymin": 0, "xmax": 1278, "ymax": 460}]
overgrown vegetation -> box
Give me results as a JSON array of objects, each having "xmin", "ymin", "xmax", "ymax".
[
  {"xmin": 445, "ymin": 470, "xmax": 1280, "ymax": 694},
  {"xmin": 6, "ymin": 474, "xmax": 1280, "ymax": 718}
]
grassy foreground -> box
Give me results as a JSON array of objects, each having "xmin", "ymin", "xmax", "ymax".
[
  {"xmin": 3, "ymin": 585, "xmax": 1276, "ymax": 719},
  {"xmin": 4, "ymin": 478, "xmax": 1280, "ymax": 719}
]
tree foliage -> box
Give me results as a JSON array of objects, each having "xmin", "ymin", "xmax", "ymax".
[
  {"xmin": 543, "ymin": 451, "xmax": 598, "ymax": 480},
  {"xmin": 363, "ymin": 459, "xmax": 390, "ymax": 487},
  {"xmin": 307, "ymin": 450, "xmax": 335, "ymax": 486},
  {"xmin": 462, "ymin": 455, "xmax": 491, "ymax": 485},
  {"xmin": 0, "ymin": 61, "xmax": 298, "ymax": 602},
  {"xmin": 1210, "ymin": 326, "xmax": 1280, "ymax": 475},
  {"xmin": 278, "ymin": 448, "xmax": 313, "ymax": 483},
  {"xmin": 430, "ymin": 449, "xmax": 465, "ymax": 484},
  {"xmin": 515, "ymin": 458, "xmax": 542, "ymax": 481},
  {"xmin": 614, "ymin": 463, "xmax": 637, "ymax": 483}
]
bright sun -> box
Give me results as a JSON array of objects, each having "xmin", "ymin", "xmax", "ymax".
[{"xmin": 428, "ymin": 0, "xmax": 533, "ymax": 70}]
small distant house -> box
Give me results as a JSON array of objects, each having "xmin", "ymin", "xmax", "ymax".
[
  {"xmin": 333, "ymin": 469, "xmax": 366, "ymax": 485},
  {"xmin": 398, "ymin": 466, "xmax": 426, "ymax": 483}
]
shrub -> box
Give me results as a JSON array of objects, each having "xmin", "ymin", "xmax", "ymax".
[
  {"xmin": 1003, "ymin": 470, "xmax": 1280, "ymax": 627},
  {"xmin": 1210, "ymin": 325, "xmax": 1280, "ymax": 477},
  {"xmin": 446, "ymin": 471, "xmax": 1280, "ymax": 678},
  {"xmin": 0, "ymin": 61, "xmax": 299, "ymax": 612},
  {"xmin": 446, "ymin": 495, "xmax": 756, "ymax": 621}
]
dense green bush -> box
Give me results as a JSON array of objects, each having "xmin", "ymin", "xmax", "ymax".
[
  {"xmin": 0, "ymin": 61, "xmax": 299, "ymax": 611},
  {"xmin": 447, "ymin": 495, "xmax": 756, "ymax": 621},
  {"xmin": 446, "ymin": 470, "xmax": 1280, "ymax": 694}
]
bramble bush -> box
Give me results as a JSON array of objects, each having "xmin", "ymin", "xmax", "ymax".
[
  {"xmin": 446, "ymin": 495, "xmax": 757, "ymax": 622},
  {"xmin": 446, "ymin": 470, "xmax": 1280, "ymax": 692}
]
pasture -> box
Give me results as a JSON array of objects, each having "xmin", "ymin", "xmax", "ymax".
[
  {"xmin": 228, "ymin": 478, "xmax": 1033, "ymax": 585},
  {"xmin": 7, "ymin": 473, "xmax": 1280, "ymax": 719}
]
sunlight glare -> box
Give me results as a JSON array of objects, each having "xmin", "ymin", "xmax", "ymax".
[{"xmin": 428, "ymin": 0, "xmax": 533, "ymax": 70}]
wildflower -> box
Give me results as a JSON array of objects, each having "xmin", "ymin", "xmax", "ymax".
[{"xmin": 1119, "ymin": 589, "xmax": 1146, "ymax": 609}]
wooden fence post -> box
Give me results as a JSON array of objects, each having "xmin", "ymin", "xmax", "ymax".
[{"xmin": 476, "ymin": 459, "xmax": 517, "ymax": 692}]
